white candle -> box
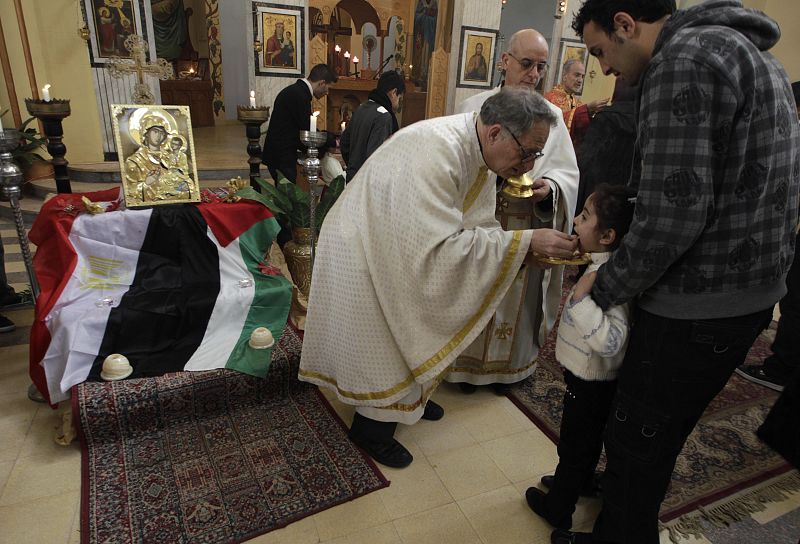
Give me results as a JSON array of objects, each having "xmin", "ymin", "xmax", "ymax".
[
  {"xmin": 340, "ymin": 121, "xmax": 346, "ymax": 132},
  {"xmin": 249, "ymin": 90, "xmax": 256, "ymax": 108},
  {"xmin": 335, "ymin": 44, "xmax": 341, "ymax": 53},
  {"xmin": 42, "ymin": 84, "xmax": 51, "ymax": 102},
  {"xmin": 344, "ymin": 51, "xmax": 350, "ymax": 59},
  {"xmin": 310, "ymin": 111, "xmax": 320, "ymax": 132},
  {"xmin": 353, "ymin": 56, "xmax": 359, "ymax": 64}
]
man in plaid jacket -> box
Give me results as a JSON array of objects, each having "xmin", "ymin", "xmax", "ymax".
[{"xmin": 557, "ymin": 1, "xmax": 800, "ymax": 543}]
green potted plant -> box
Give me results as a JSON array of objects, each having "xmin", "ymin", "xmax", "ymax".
[
  {"xmin": 2, "ymin": 114, "xmax": 50, "ymax": 182},
  {"xmin": 236, "ymin": 172, "xmax": 345, "ymax": 296}
]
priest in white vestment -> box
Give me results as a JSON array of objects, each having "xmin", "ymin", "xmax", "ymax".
[
  {"xmin": 446, "ymin": 28, "xmax": 580, "ymax": 392},
  {"xmin": 299, "ymin": 88, "xmax": 578, "ymax": 468}
]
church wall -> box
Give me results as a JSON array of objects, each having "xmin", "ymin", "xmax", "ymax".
[
  {"xmin": 761, "ymin": 0, "xmax": 799, "ymax": 82},
  {"xmin": 446, "ymin": 0, "xmax": 502, "ymax": 113},
  {"xmin": 219, "ymin": 0, "xmax": 250, "ymax": 119},
  {"xmin": 0, "ymin": 0, "xmax": 106, "ymax": 163}
]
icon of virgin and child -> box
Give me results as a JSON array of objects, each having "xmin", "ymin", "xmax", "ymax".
[{"xmin": 123, "ymin": 112, "xmax": 194, "ymax": 205}]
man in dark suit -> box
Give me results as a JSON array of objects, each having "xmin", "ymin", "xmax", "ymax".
[{"xmin": 262, "ymin": 64, "xmax": 337, "ymax": 183}]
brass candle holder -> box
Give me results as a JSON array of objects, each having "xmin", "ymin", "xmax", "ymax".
[
  {"xmin": 25, "ymin": 98, "xmax": 72, "ymax": 194},
  {"xmin": 236, "ymin": 105, "xmax": 271, "ymax": 190}
]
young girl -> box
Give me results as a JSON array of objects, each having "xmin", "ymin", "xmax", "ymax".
[{"xmin": 526, "ymin": 183, "xmax": 637, "ymax": 530}]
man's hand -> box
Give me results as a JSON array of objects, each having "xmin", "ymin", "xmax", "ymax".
[
  {"xmin": 587, "ymin": 98, "xmax": 610, "ymax": 115},
  {"xmin": 530, "ymin": 178, "xmax": 552, "ymax": 204},
  {"xmin": 530, "ymin": 229, "xmax": 578, "ymax": 258},
  {"xmin": 572, "ymin": 270, "xmax": 597, "ymax": 301}
]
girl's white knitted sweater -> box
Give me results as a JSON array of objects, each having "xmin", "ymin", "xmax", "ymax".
[{"xmin": 555, "ymin": 252, "xmax": 633, "ymax": 381}]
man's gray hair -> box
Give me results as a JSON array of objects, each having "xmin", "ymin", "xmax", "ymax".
[
  {"xmin": 562, "ymin": 58, "xmax": 584, "ymax": 74},
  {"xmin": 480, "ymin": 87, "xmax": 557, "ymax": 135}
]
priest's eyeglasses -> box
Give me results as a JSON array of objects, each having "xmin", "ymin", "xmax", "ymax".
[
  {"xmin": 505, "ymin": 127, "xmax": 545, "ymax": 163},
  {"xmin": 507, "ymin": 52, "xmax": 548, "ymax": 74}
]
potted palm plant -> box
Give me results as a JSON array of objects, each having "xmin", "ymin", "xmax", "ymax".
[{"xmin": 238, "ymin": 172, "xmax": 345, "ymax": 296}]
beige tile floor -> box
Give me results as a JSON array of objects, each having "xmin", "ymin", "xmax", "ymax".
[
  {"xmin": 0, "ymin": 133, "xmax": 793, "ymax": 542},
  {"xmin": 3, "ymin": 302, "xmax": 791, "ymax": 544}
]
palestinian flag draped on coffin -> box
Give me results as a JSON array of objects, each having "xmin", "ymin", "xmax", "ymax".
[{"xmin": 28, "ymin": 188, "xmax": 293, "ymax": 405}]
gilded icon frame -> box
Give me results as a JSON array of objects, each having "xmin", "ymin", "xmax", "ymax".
[{"xmin": 111, "ymin": 104, "xmax": 201, "ymax": 207}]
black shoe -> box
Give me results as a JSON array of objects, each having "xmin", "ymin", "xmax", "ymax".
[
  {"xmin": 0, "ymin": 315, "xmax": 15, "ymax": 333},
  {"xmin": 458, "ymin": 383, "xmax": 478, "ymax": 394},
  {"xmin": 491, "ymin": 382, "xmax": 511, "ymax": 395},
  {"xmin": 540, "ymin": 472, "xmax": 602, "ymax": 498},
  {"xmin": 0, "ymin": 291, "xmax": 22, "ymax": 308},
  {"xmin": 550, "ymin": 529, "xmax": 593, "ymax": 544},
  {"xmin": 525, "ymin": 487, "xmax": 571, "ymax": 529},
  {"xmin": 349, "ymin": 432, "xmax": 413, "ymax": 468},
  {"xmin": 421, "ymin": 400, "xmax": 444, "ymax": 421},
  {"xmin": 735, "ymin": 364, "xmax": 786, "ymax": 392}
]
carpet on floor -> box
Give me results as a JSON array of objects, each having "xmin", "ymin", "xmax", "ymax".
[
  {"xmin": 507, "ymin": 267, "xmax": 800, "ymax": 542},
  {"xmin": 74, "ymin": 326, "xmax": 388, "ymax": 544}
]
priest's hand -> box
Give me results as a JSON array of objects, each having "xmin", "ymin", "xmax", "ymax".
[
  {"xmin": 587, "ymin": 98, "xmax": 610, "ymax": 115},
  {"xmin": 530, "ymin": 178, "xmax": 552, "ymax": 204},
  {"xmin": 530, "ymin": 229, "xmax": 578, "ymax": 258}
]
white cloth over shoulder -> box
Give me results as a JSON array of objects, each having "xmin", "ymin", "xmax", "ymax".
[
  {"xmin": 447, "ymin": 86, "xmax": 579, "ymax": 385},
  {"xmin": 299, "ymin": 113, "xmax": 533, "ymax": 423}
]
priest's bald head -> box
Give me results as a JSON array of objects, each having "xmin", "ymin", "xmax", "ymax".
[
  {"xmin": 478, "ymin": 87, "xmax": 557, "ymax": 179},
  {"xmin": 501, "ymin": 29, "xmax": 550, "ymax": 90}
]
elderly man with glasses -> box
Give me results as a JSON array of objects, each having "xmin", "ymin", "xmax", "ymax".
[
  {"xmin": 447, "ymin": 28, "xmax": 580, "ymax": 396},
  {"xmin": 300, "ymin": 88, "xmax": 578, "ymax": 469}
]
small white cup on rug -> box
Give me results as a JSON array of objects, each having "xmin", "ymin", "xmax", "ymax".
[
  {"xmin": 249, "ymin": 327, "xmax": 275, "ymax": 349},
  {"xmin": 100, "ymin": 354, "xmax": 133, "ymax": 381}
]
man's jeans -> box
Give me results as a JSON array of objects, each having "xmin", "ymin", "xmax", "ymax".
[{"xmin": 592, "ymin": 306, "xmax": 773, "ymax": 544}]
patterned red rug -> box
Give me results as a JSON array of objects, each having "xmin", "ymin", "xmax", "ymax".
[
  {"xmin": 507, "ymin": 268, "xmax": 799, "ymax": 537},
  {"xmin": 74, "ymin": 327, "xmax": 388, "ymax": 544}
]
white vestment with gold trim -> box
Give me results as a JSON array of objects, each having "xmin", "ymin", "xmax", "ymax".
[
  {"xmin": 298, "ymin": 113, "xmax": 533, "ymax": 423},
  {"xmin": 446, "ymin": 88, "xmax": 579, "ymax": 385}
]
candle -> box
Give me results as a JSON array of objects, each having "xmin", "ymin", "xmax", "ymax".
[
  {"xmin": 42, "ymin": 84, "xmax": 51, "ymax": 102},
  {"xmin": 335, "ymin": 44, "xmax": 341, "ymax": 53},
  {"xmin": 310, "ymin": 111, "xmax": 320, "ymax": 132},
  {"xmin": 340, "ymin": 121, "xmax": 346, "ymax": 132},
  {"xmin": 353, "ymin": 56, "xmax": 359, "ymax": 64},
  {"xmin": 344, "ymin": 51, "xmax": 350, "ymax": 59},
  {"xmin": 249, "ymin": 90, "xmax": 256, "ymax": 108}
]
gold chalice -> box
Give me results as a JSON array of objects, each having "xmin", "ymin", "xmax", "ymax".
[{"xmin": 501, "ymin": 172, "xmax": 535, "ymax": 199}]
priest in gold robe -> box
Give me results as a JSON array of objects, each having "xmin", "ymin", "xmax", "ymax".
[
  {"xmin": 299, "ymin": 88, "xmax": 578, "ymax": 468},
  {"xmin": 544, "ymin": 58, "xmax": 609, "ymax": 150}
]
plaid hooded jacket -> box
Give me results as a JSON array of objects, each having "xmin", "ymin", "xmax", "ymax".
[{"xmin": 593, "ymin": 0, "xmax": 800, "ymax": 319}]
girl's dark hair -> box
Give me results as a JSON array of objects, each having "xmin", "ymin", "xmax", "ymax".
[{"xmin": 590, "ymin": 183, "xmax": 637, "ymax": 249}]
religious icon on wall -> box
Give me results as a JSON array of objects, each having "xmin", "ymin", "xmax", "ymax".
[
  {"xmin": 111, "ymin": 105, "xmax": 201, "ymax": 207},
  {"xmin": 82, "ymin": 0, "xmax": 146, "ymax": 67},
  {"xmin": 253, "ymin": 2, "xmax": 304, "ymax": 77},
  {"xmin": 410, "ymin": 0, "xmax": 438, "ymax": 90},
  {"xmin": 457, "ymin": 27, "xmax": 499, "ymax": 89}
]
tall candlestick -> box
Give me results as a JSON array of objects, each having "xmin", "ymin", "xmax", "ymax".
[
  {"xmin": 344, "ymin": 50, "xmax": 351, "ymax": 76},
  {"xmin": 42, "ymin": 84, "xmax": 51, "ymax": 102},
  {"xmin": 310, "ymin": 111, "xmax": 320, "ymax": 132},
  {"xmin": 249, "ymin": 90, "xmax": 256, "ymax": 107},
  {"xmin": 353, "ymin": 57, "xmax": 359, "ymax": 78}
]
